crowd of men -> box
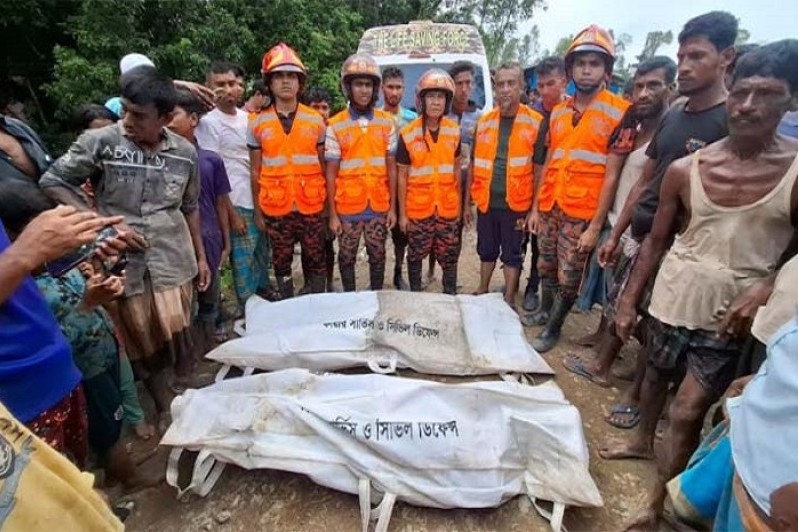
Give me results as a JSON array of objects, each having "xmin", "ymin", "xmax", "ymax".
[{"xmin": 1, "ymin": 8, "xmax": 797, "ymax": 530}]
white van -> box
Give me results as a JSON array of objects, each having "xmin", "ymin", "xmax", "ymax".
[{"xmin": 357, "ymin": 21, "xmax": 493, "ymax": 111}]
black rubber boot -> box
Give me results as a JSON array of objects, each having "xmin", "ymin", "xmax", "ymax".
[
  {"xmin": 521, "ymin": 281, "xmax": 555, "ymax": 326},
  {"xmin": 340, "ymin": 264, "xmax": 356, "ymax": 292},
  {"xmin": 308, "ymin": 274, "xmax": 326, "ymax": 294},
  {"xmin": 441, "ymin": 265, "xmax": 457, "ymax": 295},
  {"xmin": 522, "ymin": 271, "xmax": 540, "ymax": 312},
  {"xmin": 276, "ymin": 275, "xmax": 295, "ymax": 300},
  {"xmin": 407, "ymin": 259, "xmax": 423, "ymax": 292},
  {"xmin": 393, "ymin": 265, "xmax": 409, "ymax": 291},
  {"xmin": 531, "ymin": 296, "xmax": 573, "ymax": 352},
  {"xmin": 369, "ymin": 262, "xmax": 386, "ymax": 291}
]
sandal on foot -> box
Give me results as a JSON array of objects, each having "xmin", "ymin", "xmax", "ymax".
[
  {"xmin": 562, "ymin": 353, "xmax": 611, "ymax": 388},
  {"xmin": 605, "ymin": 404, "xmax": 641, "ymax": 429}
]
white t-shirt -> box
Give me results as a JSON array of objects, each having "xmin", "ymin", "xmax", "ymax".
[
  {"xmin": 196, "ymin": 108, "xmax": 253, "ymax": 209},
  {"xmin": 607, "ymin": 142, "xmax": 649, "ymax": 228}
]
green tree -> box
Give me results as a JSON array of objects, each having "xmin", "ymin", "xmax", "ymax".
[
  {"xmin": 636, "ymin": 30, "xmax": 673, "ymax": 62},
  {"xmin": 445, "ymin": 0, "xmax": 545, "ymax": 66},
  {"xmin": 44, "ymin": 0, "xmax": 362, "ymax": 126},
  {"xmin": 552, "ymin": 35, "xmax": 573, "ymax": 58}
]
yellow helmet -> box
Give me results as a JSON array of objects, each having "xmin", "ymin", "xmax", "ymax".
[
  {"xmin": 261, "ymin": 42, "xmax": 307, "ymax": 78},
  {"xmin": 565, "ymin": 25, "xmax": 616, "ymax": 73},
  {"xmin": 340, "ymin": 53, "xmax": 381, "ymax": 104},
  {"xmin": 415, "ymin": 69, "xmax": 455, "ymax": 114}
]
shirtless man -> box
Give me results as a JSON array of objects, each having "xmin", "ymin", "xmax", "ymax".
[{"xmin": 613, "ymin": 39, "xmax": 798, "ymax": 530}]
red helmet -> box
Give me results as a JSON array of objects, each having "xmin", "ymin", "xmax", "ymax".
[
  {"xmin": 565, "ymin": 25, "xmax": 616, "ymax": 73},
  {"xmin": 340, "ymin": 53, "xmax": 381, "ymax": 105},
  {"xmin": 415, "ymin": 69, "xmax": 455, "ymax": 115},
  {"xmin": 261, "ymin": 43, "xmax": 307, "ymax": 78}
]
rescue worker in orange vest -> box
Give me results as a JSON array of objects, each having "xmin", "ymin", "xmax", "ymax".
[
  {"xmin": 397, "ymin": 69, "xmax": 462, "ymax": 294},
  {"xmin": 465, "ymin": 62, "xmax": 545, "ymax": 308},
  {"xmin": 248, "ymin": 43, "xmax": 327, "ymax": 298},
  {"xmin": 326, "ymin": 54, "xmax": 398, "ymax": 292},
  {"xmin": 525, "ymin": 26, "xmax": 631, "ymax": 352}
]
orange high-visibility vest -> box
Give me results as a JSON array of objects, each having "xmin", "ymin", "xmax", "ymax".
[
  {"xmin": 250, "ymin": 104, "xmax": 326, "ymax": 217},
  {"xmin": 328, "ymin": 109, "xmax": 394, "ymax": 215},
  {"xmin": 401, "ymin": 117, "xmax": 461, "ymax": 220},
  {"xmin": 471, "ymin": 105, "xmax": 543, "ymax": 213},
  {"xmin": 537, "ymin": 89, "xmax": 630, "ymax": 221}
]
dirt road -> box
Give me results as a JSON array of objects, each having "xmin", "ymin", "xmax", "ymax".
[{"xmin": 124, "ymin": 226, "xmax": 657, "ymax": 531}]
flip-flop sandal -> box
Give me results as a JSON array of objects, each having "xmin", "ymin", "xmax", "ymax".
[
  {"xmin": 562, "ymin": 353, "xmax": 611, "ymax": 388},
  {"xmin": 605, "ymin": 404, "xmax": 641, "ymax": 429}
]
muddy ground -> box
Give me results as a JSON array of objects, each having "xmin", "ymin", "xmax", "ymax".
[{"xmin": 123, "ymin": 225, "xmax": 659, "ymax": 531}]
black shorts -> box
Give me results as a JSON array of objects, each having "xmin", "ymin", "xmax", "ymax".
[
  {"xmin": 476, "ymin": 209, "xmax": 526, "ymax": 268},
  {"xmin": 83, "ymin": 357, "xmax": 124, "ymax": 453},
  {"xmin": 646, "ymin": 318, "xmax": 743, "ymax": 400}
]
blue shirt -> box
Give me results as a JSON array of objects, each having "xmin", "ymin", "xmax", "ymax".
[
  {"xmin": 779, "ymin": 111, "xmax": 798, "ymax": 139},
  {"xmin": 197, "ymin": 146, "xmax": 231, "ymax": 273},
  {"xmin": 0, "ymin": 221, "xmax": 81, "ymax": 422}
]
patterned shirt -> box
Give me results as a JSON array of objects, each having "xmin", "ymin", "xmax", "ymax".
[
  {"xmin": 35, "ymin": 270, "xmax": 118, "ymax": 380},
  {"xmin": 40, "ymin": 123, "xmax": 199, "ymax": 296}
]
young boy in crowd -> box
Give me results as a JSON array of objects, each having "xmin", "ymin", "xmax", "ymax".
[
  {"xmin": 0, "ymin": 181, "xmax": 158, "ymax": 491},
  {"xmin": 169, "ymin": 88, "xmax": 232, "ymax": 354}
]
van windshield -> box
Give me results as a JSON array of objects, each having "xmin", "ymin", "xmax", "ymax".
[{"xmin": 379, "ymin": 63, "xmax": 488, "ymax": 112}]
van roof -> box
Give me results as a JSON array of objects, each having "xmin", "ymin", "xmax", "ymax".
[{"xmin": 358, "ymin": 21, "xmax": 485, "ymax": 57}]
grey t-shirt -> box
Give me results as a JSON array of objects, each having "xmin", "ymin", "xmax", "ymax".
[{"xmin": 40, "ymin": 123, "xmax": 200, "ymax": 296}]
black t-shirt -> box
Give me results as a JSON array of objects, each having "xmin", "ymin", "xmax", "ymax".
[
  {"xmin": 396, "ymin": 128, "xmax": 460, "ymax": 165},
  {"xmin": 630, "ymin": 101, "xmax": 728, "ymax": 238}
]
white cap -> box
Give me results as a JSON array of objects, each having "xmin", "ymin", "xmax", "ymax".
[{"xmin": 119, "ymin": 53, "xmax": 155, "ymax": 74}]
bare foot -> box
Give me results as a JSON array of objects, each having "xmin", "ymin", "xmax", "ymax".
[
  {"xmin": 574, "ymin": 331, "xmax": 602, "ymax": 347},
  {"xmin": 133, "ymin": 423, "xmax": 156, "ymax": 441},
  {"xmin": 472, "ymin": 289, "xmax": 487, "ymax": 295},
  {"xmin": 622, "ymin": 507, "xmax": 659, "ymax": 531},
  {"xmin": 598, "ymin": 438, "xmax": 654, "ymax": 460}
]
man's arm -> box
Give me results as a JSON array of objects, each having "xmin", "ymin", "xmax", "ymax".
[
  {"xmin": 385, "ymin": 122, "xmax": 398, "ymax": 229},
  {"xmin": 578, "ymin": 152, "xmax": 628, "ymax": 252},
  {"xmin": 185, "ymin": 209, "xmax": 209, "ymax": 291},
  {"xmin": 615, "ymin": 160, "xmax": 687, "ymax": 340},
  {"xmin": 216, "ymin": 194, "xmax": 231, "ymax": 268},
  {"xmin": 181, "ymin": 156, "xmax": 209, "ymax": 291},
  {"xmin": 608, "ymin": 156, "xmax": 656, "ymax": 242},
  {"xmin": 249, "ymin": 147, "xmax": 264, "ymax": 231},
  {"xmin": 326, "ymin": 159, "xmax": 341, "ymax": 235},
  {"xmin": 397, "ymin": 164, "xmax": 409, "ymax": 231},
  {"xmin": 39, "ymin": 133, "xmax": 102, "ymax": 211},
  {"xmin": 717, "ymin": 188, "xmax": 798, "ymax": 337},
  {"xmin": 0, "ymin": 207, "xmax": 121, "ymax": 303}
]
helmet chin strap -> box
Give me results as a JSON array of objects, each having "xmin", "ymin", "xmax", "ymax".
[{"xmin": 574, "ymin": 82, "xmax": 602, "ymax": 95}]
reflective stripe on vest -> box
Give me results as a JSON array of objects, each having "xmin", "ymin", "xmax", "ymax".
[
  {"xmin": 537, "ymin": 90, "xmax": 631, "ymax": 220},
  {"xmin": 328, "ymin": 108, "xmax": 393, "ymax": 214},
  {"xmin": 470, "ymin": 106, "xmax": 542, "ymax": 213},
  {"xmin": 252, "ymin": 104, "xmax": 326, "ymax": 217},
  {"xmin": 402, "ymin": 116, "xmax": 461, "ymax": 220}
]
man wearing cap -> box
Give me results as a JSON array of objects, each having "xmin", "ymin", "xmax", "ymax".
[
  {"xmin": 326, "ymin": 53, "xmax": 398, "ymax": 292},
  {"xmin": 247, "ymin": 43, "xmax": 327, "ymax": 298},
  {"xmin": 525, "ymin": 25, "xmax": 631, "ymax": 353}
]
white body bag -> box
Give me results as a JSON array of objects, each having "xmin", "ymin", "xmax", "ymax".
[
  {"xmin": 163, "ymin": 369, "xmax": 602, "ymax": 531},
  {"xmin": 207, "ymin": 292, "xmax": 553, "ymax": 377}
]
